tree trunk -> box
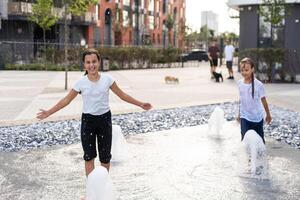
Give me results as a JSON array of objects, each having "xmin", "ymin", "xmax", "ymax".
[
  {"xmin": 64, "ymin": 3, "xmax": 68, "ymax": 90},
  {"xmin": 43, "ymin": 29, "xmax": 47, "ymax": 70}
]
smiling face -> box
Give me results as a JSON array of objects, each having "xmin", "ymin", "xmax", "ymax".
[
  {"xmin": 83, "ymin": 53, "xmax": 100, "ymax": 76},
  {"xmin": 240, "ymin": 63, "xmax": 254, "ymax": 80}
]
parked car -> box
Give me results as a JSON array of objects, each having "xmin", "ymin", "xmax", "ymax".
[{"xmin": 178, "ymin": 49, "xmax": 209, "ymax": 62}]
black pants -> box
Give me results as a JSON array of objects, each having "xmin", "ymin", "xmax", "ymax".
[
  {"xmin": 81, "ymin": 111, "xmax": 112, "ymax": 163},
  {"xmin": 210, "ymin": 58, "xmax": 218, "ymax": 67},
  {"xmin": 241, "ymin": 118, "xmax": 265, "ymax": 144}
]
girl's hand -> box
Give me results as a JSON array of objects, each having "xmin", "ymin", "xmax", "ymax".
[
  {"xmin": 236, "ymin": 116, "xmax": 240, "ymax": 123},
  {"xmin": 265, "ymin": 114, "xmax": 272, "ymax": 124},
  {"xmin": 36, "ymin": 109, "xmax": 50, "ymax": 120},
  {"xmin": 140, "ymin": 103, "xmax": 152, "ymax": 110}
]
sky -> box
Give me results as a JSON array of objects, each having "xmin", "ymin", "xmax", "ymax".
[{"xmin": 185, "ymin": 0, "xmax": 240, "ymax": 34}]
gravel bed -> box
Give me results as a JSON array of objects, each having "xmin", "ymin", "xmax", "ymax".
[{"xmin": 0, "ymin": 102, "xmax": 299, "ymax": 152}]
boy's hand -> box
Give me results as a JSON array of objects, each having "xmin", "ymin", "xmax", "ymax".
[
  {"xmin": 140, "ymin": 103, "xmax": 152, "ymax": 111},
  {"xmin": 265, "ymin": 114, "xmax": 272, "ymax": 124}
]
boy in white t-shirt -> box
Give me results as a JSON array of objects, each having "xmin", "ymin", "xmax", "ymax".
[
  {"xmin": 37, "ymin": 49, "xmax": 152, "ymax": 176},
  {"xmin": 237, "ymin": 57, "xmax": 272, "ymax": 143},
  {"xmin": 224, "ymin": 40, "xmax": 235, "ymax": 79}
]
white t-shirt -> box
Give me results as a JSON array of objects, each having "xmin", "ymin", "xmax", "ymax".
[
  {"xmin": 224, "ymin": 45, "xmax": 235, "ymax": 61},
  {"xmin": 73, "ymin": 74, "xmax": 115, "ymax": 115},
  {"xmin": 238, "ymin": 78, "xmax": 265, "ymax": 122}
]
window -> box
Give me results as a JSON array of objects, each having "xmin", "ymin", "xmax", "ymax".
[
  {"xmin": 259, "ymin": 6, "xmax": 285, "ymax": 48},
  {"xmin": 163, "ymin": 0, "xmax": 167, "ymax": 14},
  {"xmin": 95, "ymin": 4, "xmax": 100, "ymax": 21},
  {"xmin": 149, "ymin": 16, "xmax": 154, "ymax": 29},
  {"xmin": 156, "ymin": 0, "xmax": 160, "ymax": 12},
  {"xmin": 180, "ymin": 7, "xmax": 183, "ymax": 18},
  {"xmin": 149, "ymin": 0, "xmax": 154, "ymax": 12},
  {"xmin": 141, "ymin": 0, "xmax": 145, "ymax": 9},
  {"xmin": 133, "ymin": 13, "xmax": 136, "ymax": 27},
  {"xmin": 123, "ymin": 0, "xmax": 130, "ymax": 6},
  {"xmin": 123, "ymin": 10, "xmax": 130, "ymax": 26}
]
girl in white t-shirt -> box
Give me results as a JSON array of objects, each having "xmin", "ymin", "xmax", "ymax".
[
  {"xmin": 37, "ymin": 48, "xmax": 152, "ymax": 176},
  {"xmin": 237, "ymin": 57, "xmax": 272, "ymax": 143}
]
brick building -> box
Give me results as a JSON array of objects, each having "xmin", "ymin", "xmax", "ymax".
[{"xmin": 0, "ymin": 0, "xmax": 185, "ymax": 48}]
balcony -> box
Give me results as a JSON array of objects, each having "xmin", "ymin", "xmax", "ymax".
[
  {"xmin": 7, "ymin": 2, "xmax": 32, "ymax": 15},
  {"xmin": 52, "ymin": 7, "xmax": 64, "ymax": 18},
  {"xmin": 72, "ymin": 12, "xmax": 96, "ymax": 24}
]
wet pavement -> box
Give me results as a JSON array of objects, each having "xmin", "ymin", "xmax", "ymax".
[{"xmin": 1, "ymin": 122, "xmax": 300, "ymax": 200}]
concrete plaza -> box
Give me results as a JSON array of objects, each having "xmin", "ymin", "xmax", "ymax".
[
  {"xmin": 0, "ymin": 63, "xmax": 300, "ymax": 200},
  {"xmin": 0, "ymin": 63, "xmax": 299, "ymax": 125}
]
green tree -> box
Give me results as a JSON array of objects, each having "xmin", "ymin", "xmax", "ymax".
[
  {"xmin": 181, "ymin": 24, "xmax": 193, "ymax": 48},
  {"xmin": 185, "ymin": 31, "xmax": 200, "ymax": 49},
  {"xmin": 29, "ymin": 0, "xmax": 58, "ymax": 54},
  {"xmin": 259, "ymin": 0, "xmax": 286, "ymax": 27},
  {"xmin": 220, "ymin": 32, "xmax": 239, "ymax": 43},
  {"xmin": 199, "ymin": 25, "xmax": 215, "ymax": 49},
  {"xmin": 62, "ymin": 0, "xmax": 98, "ymax": 90},
  {"xmin": 165, "ymin": 14, "xmax": 174, "ymax": 47}
]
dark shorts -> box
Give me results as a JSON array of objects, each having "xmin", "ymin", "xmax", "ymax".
[
  {"xmin": 210, "ymin": 59, "xmax": 218, "ymax": 67},
  {"xmin": 241, "ymin": 118, "xmax": 265, "ymax": 144},
  {"xmin": 226, "ymin": 61, "xmax": 233, "ymax": 69},
  {"xmin": 81, "ymin": 111, "xmax": 112, "ymax": 163}
]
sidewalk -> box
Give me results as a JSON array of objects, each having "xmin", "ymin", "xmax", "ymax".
[{"xmin": 1, "ymin": 63, "xmax": 300, "ymax": 125}]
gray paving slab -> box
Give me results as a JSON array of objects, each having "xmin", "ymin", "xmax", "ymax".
[{"xmin": 0, "ymin": 64, "xmax": 299, "ymax": 126}]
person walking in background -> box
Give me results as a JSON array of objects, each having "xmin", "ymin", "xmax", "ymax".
[
  {"xmin": 208, "ymin": 40, "xmax": 220, "ymax": 79},
  {"xmin": 224, "ymin": 40, "xmax": 235, "ymax": 79},
  {"xmin": 37, "ymin": 48, "xmax": 152, "ymax": 176},
  {"xmin": 237, "ymin": 57, "xmax": 272, "ymax": 143}
]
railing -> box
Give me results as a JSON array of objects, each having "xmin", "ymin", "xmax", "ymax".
[
  {"xmin": 72, "ymin": 12, "xmax": 96, "ymax": 23},
  {"xmin": 7, "ymin": 3, "xmax": 94, "ymax": 23},
  {"xmin": 7, "ymin": 2, "xmax": 32, "ymax": 15},
  {"xmin": 0, "ymin": 41, "xmax": 183, "ymax": 71}
]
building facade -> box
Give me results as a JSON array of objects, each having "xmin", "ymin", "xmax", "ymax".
[
  {"xmin": 0, "ymin": 0, "xmax": 96, "ymax": 63},
  {"xmin": 0, "ymin": 0, "xmax": 185, "ymax": 48},
  {"xmin": 0, "ymin": 0, "xmax": 185, "ymax": 66},
  {"xmin": 201, "ymin": 11, "xmax": 218, "ymax": 35},
  {"xmin": 228, "ymin": 0, "xmax": 300, "ymax": 80},
  {"xmin": 90, "ymin": 0, "xmax": 185, "ymax": 48}
]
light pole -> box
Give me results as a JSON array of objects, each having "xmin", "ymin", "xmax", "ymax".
[
  {"xmin": 0, "ymin": 14, "xmax": 2, "ymax": 30},
  {"xmin": 205, "ymin": 12, "xmax": 208, "ymax": 51}
]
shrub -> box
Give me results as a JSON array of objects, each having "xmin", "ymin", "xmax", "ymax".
[{"xmin": 239, "ymin": 48, "xmax": 296, "ymax": 83}]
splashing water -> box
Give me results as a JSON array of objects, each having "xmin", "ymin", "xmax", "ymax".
[
  {"xmin": 207, "ymin": 107, "xmax": 225, "ymax": 137},
  {"xmin": 111, "ymin": 125, "xmax": 130, "ymax": 162},
  {"xmin": 86, "ymin": 166, "xmax": 115, "ymax": 200},
  {"xmin": 242, "ymin": 130, "xmax": 268, "ymax": 179}
]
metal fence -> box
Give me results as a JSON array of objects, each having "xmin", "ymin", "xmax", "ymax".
[
  {"xmin": 0, "ymin": 40, "xmax": 186, "ymax": 70},
  {"xmin": 0, "ymin": 40, "xmax": 84, "ymax": 68}
]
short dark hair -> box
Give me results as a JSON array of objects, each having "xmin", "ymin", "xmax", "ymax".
[{"xmin": 82, "ymin": 48, "xmax": 101, "ymax": 62}]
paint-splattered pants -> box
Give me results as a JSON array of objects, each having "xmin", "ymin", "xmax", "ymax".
[{"xmin": 81, "ymin": 111, "xmax": 112, "ymax": 163}]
